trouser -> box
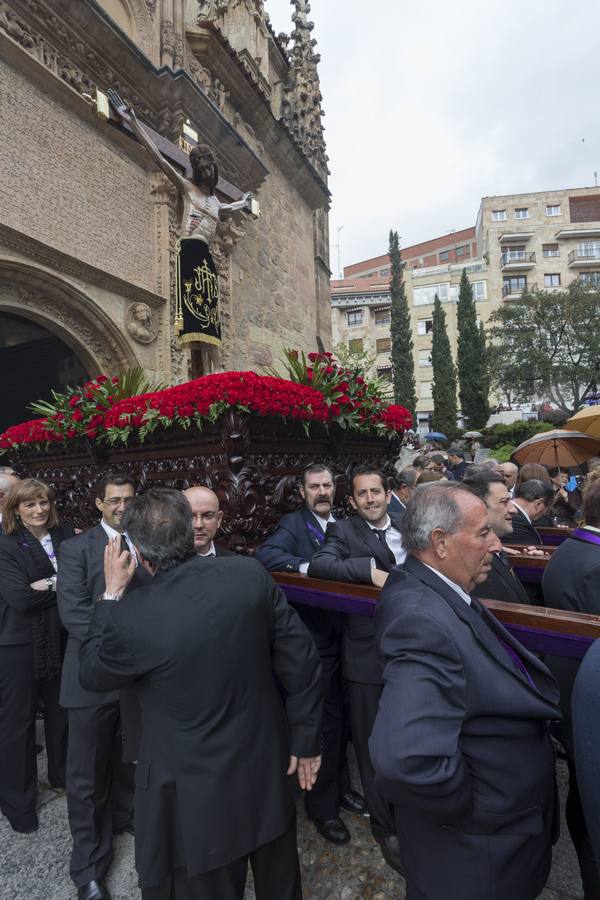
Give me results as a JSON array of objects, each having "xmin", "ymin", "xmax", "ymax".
[
  {"xmin": 0, "ymin": 642, "xmax": 67, "ymax": 822},
  {"xmin": 348, "ymin": 679, "xmax": 395, "ymax": 838},
  {"xmin": 304, "ymin": 650, "xmax": 348, "ymax": 820},
  {"xmin": 142, "ymin": 812, "xmax": 302, "ymax": 900},
  {"xmin": 66, "ymin": 701, "xmax": 135, "ymax": 887},
  {"xmin": 566, "ymin": 758, "xmax": 600, "ymax": 899}
]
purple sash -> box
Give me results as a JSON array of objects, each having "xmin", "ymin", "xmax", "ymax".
[
  {"xmin": 571, "ymin": 527, "xmax": 600, "ymax": 548},
  {"xmin": 305, "ymin": 520, "xmax": 325, "ymax": 545}
]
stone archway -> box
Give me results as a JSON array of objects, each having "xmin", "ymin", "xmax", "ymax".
[{"xmin": 0, "ymin": 261, "xmax": 141, "ymax": 430}]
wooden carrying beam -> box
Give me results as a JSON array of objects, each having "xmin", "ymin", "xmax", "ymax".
[{"xmin": 272, "ymin": 572, "xmax": 600, "ymax": 661}]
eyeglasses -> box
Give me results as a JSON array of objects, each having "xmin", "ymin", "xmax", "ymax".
[{"xmin": 101, "ymin": 496, "xmax": 134, "ymax": 508}]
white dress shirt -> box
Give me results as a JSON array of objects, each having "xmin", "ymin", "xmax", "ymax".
[
  {"xmin": 40, "ymin": 533, "xmax": 57, "ymax": 571},
  {"xmin": 198, "ymin": 541, "xmax": 216, "ymax": 557},
  {"xmin": 368, "ymin": 515, "xmax": 407, "ymax": 566},
  {"xmin": 101, "ymin": 520, "xmax": 138, "ymax": 563},
  {"xmin": 423, "ymin": 563, "xmax": 472, "ymax": 606},
  {"xmin": 299, "ymin": 511, "xmax": 335, "ymax": 574}
]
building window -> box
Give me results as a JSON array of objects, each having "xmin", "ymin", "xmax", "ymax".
[
  {"xmin": 376, "ymin": 337, "xmax": 391, "ymax": 354},
  {"xmin": 348, "ymin": 338, "xmax": 363, "ymax": 353},
  {"xmin": 439, "ymin": 250, "xmax": 449, "ymax": 261},
  {"xmin": 414, "ymin": 282, "xmax": 450, "ymax": 306},
  {"xmin": 471, "ymin": 281, "xmax": 487, "ymax": 301},
  {"xmin": 379, "ymin": 267, "xmax": 390, "ymax": 277},
  {"xmin": 515, "ymin": 208, "xmax": 529, "ymax": 219},
  {"xmin": 580, "ymin": 272, "xmax": 600, "ymax": 287},
  {"xmin": 417, "ymin": 319, "xmax": 433, "ymax": 335},
  {"xmin": 456, "ymin": 245, "xmax": 465, "ymax": 257},
  {"xmin": 544, "ymin": 274, "xmax": 561, "ymax": 288},
  {"xmin": 374, "ymin": 309, "xmax": 391, "ymax": 326},
  {"xmin": 420, "ymin": 381, "xmax": 433, "ymax": 399},
  {"xmin": 503, "ymin": 276, "xmax": 527, "ymax": 296},
  {"xmin": 347, "ymin": 310, "xmax": 363, "ymax": 327},
  {"xmin": 492, "ymin": 209, "xmax": 507, "ymax": 221},
  {"xmin": 377, "ymin": 368, "xmax": 393, "ymax": 383},
  {"xmin": 418, "ymin": 349, "xmax": 432, "ymax": 367},
  {"xmin": 543, "ymin": 244, "xmax": 559, "ymax": 257},
  {"xmin": 546, "ymin": 205, "xmax": 561, "ymax": 217}
]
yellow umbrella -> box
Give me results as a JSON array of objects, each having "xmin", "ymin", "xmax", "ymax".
[
  {"xmin": 564, "ymin": 406, "xmax": 600, "ymax": 439},
  {"xmin": 511, "ymin": 429, "xmax": 600, "ymax": 468}
]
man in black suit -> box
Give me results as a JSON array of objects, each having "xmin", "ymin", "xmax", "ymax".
[
  {"xmin": 308, "ymin": 465, "xmax": 405, "ymax": 872},
  {"xmin": 183, "ymin": 485, "xmax": 236, "ymax": 557},
  {"xmin": 387, "ymin": 467, "xmax": 418, "ymax": 516},
  {"xmin": 463, "ymin": 471, "xmax": 530, "ymax": 605},
  {"xmin": 256, "ymin": 464, "xmax": 365, "ymax": 846},
  {"xmin": 447, "ymin": 447, "xmax": 469, "ymax": 481},
  {"xmin": 58, "ymin": 473, "xmax": 151, "ymax": 900},
  {"xmin": 543, "ymin": 482, "xmax": 600, "ymax": 897},
  {"xmin": 369, "ymin": 482, "xmax": 561, "ymax": 900},
  {"xmin": 503, "ymin": 479, "xmax": 554, "ymax": 546},
  {"xmin": 79, "ymin": 489, "xmax": 322, "ymax": 900}
]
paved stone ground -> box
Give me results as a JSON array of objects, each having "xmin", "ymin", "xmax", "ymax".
[{"xmin": 0, "ymin": 741, "xmax": 583, "ymax": 900}]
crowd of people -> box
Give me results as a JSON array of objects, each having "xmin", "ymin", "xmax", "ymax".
[{"xmin": 0, "ymin": 451, "xmax": 599, "ymax": 900}]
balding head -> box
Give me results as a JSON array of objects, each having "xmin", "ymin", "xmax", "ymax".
[
  {"xmin": 0, "ymin": 472, "xmax": 19, "ymax": 514},
  {"xmin": 401, "ymin": 483, "xmax": 501, "ymax": 592},
  {"xmin": 498, "ymin": 462, "xmax": 518, "ymax": 490},
  {"xmin": 183, "ymin": 485, "xmax": 223, "ymax": 554}
]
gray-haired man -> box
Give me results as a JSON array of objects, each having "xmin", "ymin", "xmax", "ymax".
[{"xmin": 369, "ymin": 482, "xmax": 561, "ymax": 900}]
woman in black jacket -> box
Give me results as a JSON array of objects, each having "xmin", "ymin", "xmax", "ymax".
[{"xmin": 0, "ymin": 478, "xmax": 74, "ymax": 833}]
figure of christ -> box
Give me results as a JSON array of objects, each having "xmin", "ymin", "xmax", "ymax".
[{"xmin": 108, "ymin": 92, "xmax": 252, "ymax": 372}]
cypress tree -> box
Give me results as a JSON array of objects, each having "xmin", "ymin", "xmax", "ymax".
[
  {"xmin": 431, "ymin": 294, "xmax": 458, "ymax": 439},
  {"xmin": 456, "ymin": 268, "xmax": 490, "ymax": 428},
  {"xmin": 389, "ymin": 229, "xmax": 417, "ymax": 422}
]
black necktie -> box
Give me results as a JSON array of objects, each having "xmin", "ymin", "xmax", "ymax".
[{"xmin": 373, "ymin": 528, "xmax": 396, "ymax": 567}]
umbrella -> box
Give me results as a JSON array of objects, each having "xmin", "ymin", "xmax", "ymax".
[
  {"xmin": 424, "ymin": 432, "xmax": 447, "ymax": 442},
  {"xmin": 464, "ymin": 431, "xmax": 483, "ymax": 439},
  {"xmin": 511, "ymin": 429, "xmax": 600, "ymax": 469},
  {"xmin": 564, "ymin": 406, "xmax": 600, "ymax": 440}
]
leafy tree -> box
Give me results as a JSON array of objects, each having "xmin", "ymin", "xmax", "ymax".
[
  {"xmin": 456, "ymin": 269, "xmax": 490, "ymax": 427},
  {"xmin": 487, "ymin": 281, "xmax": 600, "ymax": 415},
  {"xmin": 389, "ymin": 229, "xmax": 417, "ymax": 421},
  {"xmin": 430, "ymin": 295, "xmax": 458, "ymax": 438}
]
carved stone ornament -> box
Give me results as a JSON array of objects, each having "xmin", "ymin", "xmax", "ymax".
[{"xmin": 126, "ymin": 302, "xmax": 158, "ymax": 344}]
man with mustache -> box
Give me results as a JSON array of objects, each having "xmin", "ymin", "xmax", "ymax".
[
  {"xmin": 369, "ymin": 483, "xmax": 560, "ymax": 899},
  {"xmin": 256, "ymin": 464, "xmax": 366, "ymax": 846}
]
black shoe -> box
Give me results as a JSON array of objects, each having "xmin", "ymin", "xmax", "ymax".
[
  {"xmin": 375, "ymin": 832, "xmax": 405, "ymax": 875},
  {"xmin": 339, "ymin": 789, "xmax": 368, "ymax": 816},
  {"xmin": 312, "ymin": 816, "xmax": 351, "ymax": 845},
  {"xmin": 77, "ymin": 879, "xmax": 112, "ymax": 900},
  {"xmin": 114, "ymin": 822, "xmax": 134, "ymax": 836},
  {"xmin": 8, "ymin": 812, "xmax": 38, "ymax": 834}
]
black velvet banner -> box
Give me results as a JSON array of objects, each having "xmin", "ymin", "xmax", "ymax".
[{"xmin": 175, "ymin": 237, "xmax": 221, "ymax": 347}]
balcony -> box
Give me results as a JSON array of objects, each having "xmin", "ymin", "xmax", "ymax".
[
  {"xmin": 500, "ymin": 250, "xmax": 536, "ymax": 270},
  {"xmin": 498, "ymin": 231, "xmax": 535, "ymax": 244},
  {"xmin": 502, "ymin": 282, "xmax": 536, "ymax": 299},
  {"xmin": 568, "ymin": 248, "xmax": 600, "ymax": 267}
]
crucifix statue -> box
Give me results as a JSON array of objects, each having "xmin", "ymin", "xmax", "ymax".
[{"xmin": 107, "ymin": 90, "xmax": 252, "ymax": 373}]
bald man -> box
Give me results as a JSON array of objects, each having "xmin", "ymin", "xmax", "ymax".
[
  {"xmin": 183, "ymin": 485, "xmax": 236, "ymax": 557},
  {"xmin": 0, "ymin": 470, "xmax": 19, "ymax": 533}
]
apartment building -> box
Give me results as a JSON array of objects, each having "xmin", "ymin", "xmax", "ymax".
[{"xmin": 332, "ymin": 186, "xmax": 600, "ymax": 430}]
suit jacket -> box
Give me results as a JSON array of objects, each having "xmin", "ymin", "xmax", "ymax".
[
  {"xmin": 78, "ymin": 555, "xmax": 322, "ymax": 888},
  {"xmin": 573, "ymin": 638, "xmax": 600, "ymax": 869},
  {"xmin": 255, "ymin": 507, "xmax": 342, "ymax": 655},
  {"xmin": 502, "ymin": 507, "xmax": 542, "ymax": 546},
  {"xmin": 542, "ymin": 534, "xmax": 600, "ymax": 756},
  {"xmin": 0, "ymin": 523, "xmax": 75, "ymax": 646},
  {"xmin": 57, "ymin": 523, "xmax": 151, "ymax": 708},
  {"xmin": 214, "ymin": 545, "xmax": 237, "ymax": 557},
  {"xmin": 369, "ymin": 556, "xmax": 561, "ymax": 900},
  {"xmin": 473, "ymin": 552, "xmax": 531, "ymax": 605},
  {"xmin": 387, "ymin": 493, "xmax": 406, "ymax": 516},
  {"xmin": 308, "ymin": 513, "xmax": 403, "ymax": 684}
]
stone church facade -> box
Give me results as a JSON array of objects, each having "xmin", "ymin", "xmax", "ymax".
[{"xmin": 0, "ymin": 0, "xmax": 330, "ymax": 427}]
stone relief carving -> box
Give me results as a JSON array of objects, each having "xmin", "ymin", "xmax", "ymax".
[{"xmin": 126, "ymin": 302, "xmax": 158, "ymax": 343}]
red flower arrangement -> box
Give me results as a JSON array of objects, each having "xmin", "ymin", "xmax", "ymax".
[{"xmin": 0, "ymin": 359, "xmax": 412, "ymax": 454}]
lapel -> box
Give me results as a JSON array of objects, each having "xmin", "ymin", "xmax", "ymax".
[
  {"xmin": 301, "ymin": 507, "xmax": 327, "ymax": 550},
  {"xmin": 514, "ymin": 508, "xmax": 541, "ymax": 543},
  {"xmin": 404, "ymin": 556, "xmax": 558, "ymax": 703},
  {"xmin": 494, "ymin": 554, "xmax": 530, "ymax": 604},
  {"xmin": 388, "ymin": 494, "xmax": 404, "ymax": 516},
  {"xmin": 352, "ymin": 516, "xmax": 395, "ymax": 571},
  {"xmin": 14, "ymin": 526, "xmax": 55, "ymax": 577}
]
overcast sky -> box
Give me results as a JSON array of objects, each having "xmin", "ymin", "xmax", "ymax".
[{"xmin": 266, "ymin": 0, "xmax": 600, "ymax": 274}]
